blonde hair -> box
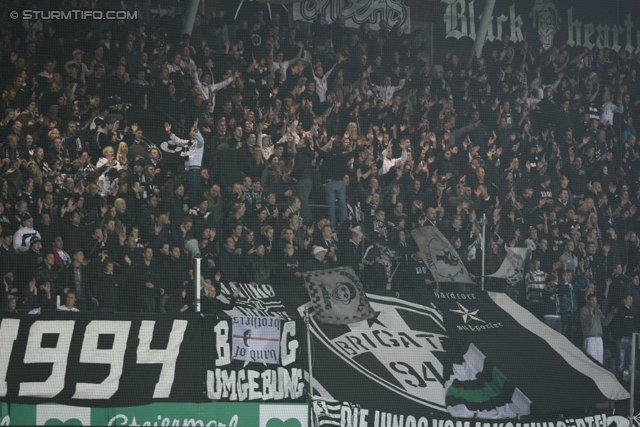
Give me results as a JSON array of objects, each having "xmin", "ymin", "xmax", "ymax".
[
  {"xmin": 203, "ymin": 284, "xmax": 216, "ymax": 298},
  {"xmin": 577, "ymin": 197, "xmax": 594, "ymax": 214},
  {"xmin": 345, "ymin": 122, "xmax": 358, "ymax": 140},
  {"xmin": 114, "ymin": 198, "xmax": 126, "ymax": 211},
  {"xmin": 116, "ymin": 141, "xmax": 128, "ymax": 163},
  {"xmin": 102, "ymin": 146, "xmax": 114, "ymax": 157},
  {"xmin": 28, "ymin": 162, "xmax": 43, "ymax": 184}
]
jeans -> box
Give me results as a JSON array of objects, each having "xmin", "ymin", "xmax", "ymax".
[
  {"xmin": 325, "ymin": 180, "xmax": 347, "ymax": 228},
  {"xmin": 187, "ymin": 169, "xmax": 201, "ymax": 206},
  {"xmin": 297, "ymin": 178, "xmax": 313, "ymax": 224},
  {"xmin": 618, "ymin": 337, "xmax": 632, "ymax": 373},
  {"xmin": 544, "ymin": 315, "xmax": 562, "ymax": 333}
]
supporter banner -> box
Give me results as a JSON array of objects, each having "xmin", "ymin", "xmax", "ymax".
[
  {"xmin": 216, "ymin": 282, "xmax": 296, "ymax": 320},
  {"xmin": 411, "ymin": 227, "xmax": 475, "ymax": 284},
  {"xmin": 301, "ymin": 291, "xmax": 628, "ymax": 419},
  {"xmin": 204, "ymin": 314, "xmax": 305, "ymax": 403},
  {"xmin": 0, "ymin": 284, "xmax": 630, "ymax": 417},
  {"xmin": 231, "ymin": 316, "xmax": 281, "ymax": 364},
  {"xmin": 304, "ymin": 267, "xmax": 376, "ymax": 325},
  {"xmin": 312, "ymin": 403, "xmax": 631, "ymax": 427},
  {"xmin": 487, "ymin": 247, "xmax": 530, "ymax": 286},
  {"xmin": 0, "ymin": 282, "xmax": 307, "ymax": 407},
  {"xmin": 4, "ymin": 403, "xmax": 635, "ymax": 427},
  {"xmin": 0, "ymin": 314, "xmax": 204, "ymax": 407},
  {"xmin": 440, "ymin": 0, "xmax": 640, "ymax": 53},
  {"xmin": 7, "ymin": 402, "xmax": 309, "ymax": 426},
  {"xmin": 204, "ymin": 282, "xmax": 306, "ymax": 403},
  {"xmin": 292, "ymin": 0, "xmax": 410, "ymax": 31}
]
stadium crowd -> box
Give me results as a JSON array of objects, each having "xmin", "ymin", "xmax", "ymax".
[{"xmin": 0, "ymin": 0, "xmax": 640, "ymax": 374}]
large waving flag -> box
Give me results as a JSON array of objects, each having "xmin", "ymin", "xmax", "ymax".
[
  {"xmin": 303, "ymin": 267, "xmax": 376, "ymax": 325},
  {"xmin": 487, "ymin": 247, "xmax": 531, "ymax": 286},
  {"xmin": 303, "ymin": 290, "xmax": 629, "ymax": 420},
  {"xmin": 437, "ymin": 291, "xmax": 628, "ymax": 415},
  {"xmin": 411, "ymin": 227, "xmax": 475, "ymax": 284}
]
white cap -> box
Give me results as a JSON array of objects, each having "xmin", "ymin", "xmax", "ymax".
[{"xmin": 313, "ymin": 246, "xmax": 328, "ymax": 255}]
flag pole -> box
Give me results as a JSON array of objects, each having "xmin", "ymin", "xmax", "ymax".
[
  {"xmin": 358, "ymin": 203, "xmax": 365, "ymax": 262},
  {"xmin": 481, "ymin": 213, "xmax": 487, "ymax": 291},
  {"xmin": 305, "ymin": 309, "xmax": 314, "ymax": 399},
  {"xmin": 630, "ymin": 332, "xmax": 637, "ymax": 422},
  {"xmin": 194, "ymin": 257, "xmax": 201, "ymax": 313}
]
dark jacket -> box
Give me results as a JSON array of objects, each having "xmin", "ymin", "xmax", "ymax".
[
  {"xmin": 271, "ymin": 255, "xmax": 304, "ymax": 287},
  {"xmin": 60, "ymin": 263, "xmax": 91, "ymax": 301},
  {"xmin": 293, "ymin": 145, "xmax": 315, "ymax": 181},
  {"xmin": 92, "ymin": 270, "xmax": 124, "ymax": 311},
  {"xmin": 161, "ymin": 194, "xmax": 188, "ymax": 230},
  {"xmin": 219, "ymin": 250, "xmax": 251, "ymax": 283},
  {"xmin": 134, "ymin": 259, "xmax": 161, "ymax": 299},
  {"xmin": 611, "ymin": 304, "xmax": 636, "ymax": 340},
  {"xmin": 247, "ymin": 254, "xmax": 272, "ymax": 284},
  {"xmin": 340, "ymin": 240, "xmax": 363, "ymax": 277},
  {"xmin": 159, "ymin": 256, "xmax": 190, "ymax": 297}
]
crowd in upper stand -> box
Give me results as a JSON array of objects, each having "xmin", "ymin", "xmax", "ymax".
[{"xmin": 1, "ymin": 0, "xmax": 640, "ymax": 372}]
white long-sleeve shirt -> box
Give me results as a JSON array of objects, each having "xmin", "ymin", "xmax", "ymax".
[
  {"xmin": 515, "ymin": 95, "xmax": 541, "ymax": 112},
  {"xmin": 191, "ymin": 70, "xmax": 234, "ymax": 112},
  {"xmin": 169, "ymin": 130, "xmax": 205, "ymax": 169},
  {"xmin": 372, "ymin": 80, "xmax": 405, "ymax": 104},
  {"xmin": 97, "ymin": 175, "xmax": 118, "ymax": 196},
  {"xmin": 378, "ymin": 148, "xmax": 407, "ymax": 175},
  {"xmin": 95, "ymin": 158, "xmax": 123, "ymax": 173},
  {"xmin": 258, "ymin": 122, "xmax": 299, "ymax": 160},
  {"xmin": 313, "ymin": 63, "xmax": 337, "ymax": 103},
  {"xmin": 600, "ymin": 101, "xmax": 623, "ymax": 125}
]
